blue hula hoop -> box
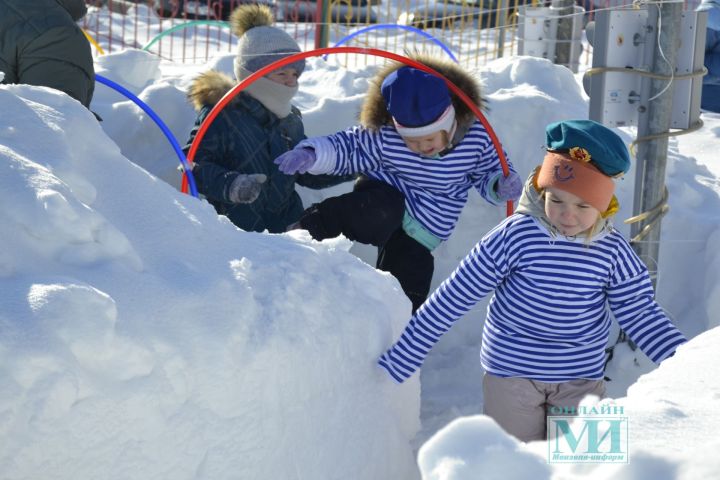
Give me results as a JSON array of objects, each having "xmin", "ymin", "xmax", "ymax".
[
  {"xmin": 325, "ymin": 24, "xmax": 458, "ymax": 63},
  {"xmin": 95, "ymin": 74, "xmax": 199, "ymax": 198}
]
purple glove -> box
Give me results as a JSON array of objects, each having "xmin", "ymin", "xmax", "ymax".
[
  {"xmin": 274, "ymin": 148, "xmax": 316, "ymax": 175},
  {"xmin": 494, "ymin": 171, "xmax": 523, "ymax": 201}
]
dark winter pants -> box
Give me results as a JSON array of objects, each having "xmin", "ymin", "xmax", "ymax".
[
  {"xmin": 377, "ymin": 228, "xmax": 434, "ymax": 312},
  {"xmin": 297, "ymin": 176, "xmax": 434, "ymax": 312}
]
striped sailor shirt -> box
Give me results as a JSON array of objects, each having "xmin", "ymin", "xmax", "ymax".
[
  {"xmin": 378, "ymin": 214, "xmax": 687, "ymax": 383},
  {"xmin": 302, "ymin": 120, "xmax": 513, "ymax": 240}
]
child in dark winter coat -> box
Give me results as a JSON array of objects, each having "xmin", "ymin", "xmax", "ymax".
[
  {"xmin": 377, "ymin": 119, "xmax": 687, "ymax": 442},
  {"xmin": 274, "ymin": 59, "xmax": 522, "ymax": 312},
  {"xmin": 185, "ymin": 5, "xmax": 346, "ymax": 234}
]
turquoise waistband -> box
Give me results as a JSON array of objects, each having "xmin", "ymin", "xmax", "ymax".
[{"xmin": 402, "ymin": 212, "xmax": 443, "ymax": 251}]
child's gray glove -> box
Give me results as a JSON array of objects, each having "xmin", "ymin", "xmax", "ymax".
[
  {"xmin": 494, "ymin": 171, "xmax": 523, "ymax": 201},
  {"xmin": 228, "ymin": 173, "xmax": 267, "ymax": 204}
]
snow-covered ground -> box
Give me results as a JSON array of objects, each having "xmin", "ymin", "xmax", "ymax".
[{"xmin": 1, "ymin": 4, "xmax": 719, "ymax": 479}]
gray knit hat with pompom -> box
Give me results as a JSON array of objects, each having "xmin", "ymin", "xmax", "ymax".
[{"xmin": 230, "ymin": 5, "xmax": 305, "ymax": 81}]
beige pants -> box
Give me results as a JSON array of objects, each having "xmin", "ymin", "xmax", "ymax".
[{"xmin": 482, "ymin": 373, "xmax": 606, "ymax": 442}]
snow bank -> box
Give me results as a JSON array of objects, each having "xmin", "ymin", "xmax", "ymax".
[
  {"xmin": 417, "ymin": 327, "xmax": 720, "ymax": 480},
  {"xmin": 0, "ymin": 84, "xmax": 420, "ymax": 479}
]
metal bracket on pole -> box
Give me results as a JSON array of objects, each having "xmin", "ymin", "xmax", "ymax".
[
  {"xmin": 518, "ymin": 3, "xmax": 585, "ymax": 72},
  {"xmin": 670, "ymin": 10, "xmax": 708, "ymax": 129},
  {"xmin": 584, "ymin": 8, "xmax": 707, "ymax": 129},
  {"xmin": 585, "ymin": 7, "xmax": 649, "ymax": 127}
]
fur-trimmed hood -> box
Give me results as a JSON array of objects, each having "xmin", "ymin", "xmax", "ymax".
[
  {"xmin": 187, "ymin": 70, "xmax": 236, "ymax": 111},
  {"xmin": 360, "ymin": 53, "xmax": 484, "ymax": 131}
]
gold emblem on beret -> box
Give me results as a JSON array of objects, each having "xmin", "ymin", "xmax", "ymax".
[{"xmin": 569, "ymin": 147, "xmax": 591, "ymax": 163}]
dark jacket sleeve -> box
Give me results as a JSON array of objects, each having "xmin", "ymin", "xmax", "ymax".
[
  {"xmin": 186, "ymin": 109, "xmax": 240, "ymax": 203},
  {"xmin": 296, "ymin": 172, "xmax": 356, "ymax": 189},
  {"xmin": 5, "ymin": 1, "xmax": 94, "ymax": 108},
  {"xmin": 18, "ymin": 25, "xmax": 95, "ymax": 108}
]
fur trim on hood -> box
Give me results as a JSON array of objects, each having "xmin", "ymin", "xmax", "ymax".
[
  {"xmin": 515, "ymin": 167, "xmax": 548, "ymax": 220},
  {"xmin": 188, "ymin": 71, "xmax": 236, "ymax": 110},
  {"xmin": 229, "ymin": 4, "xmax": 274, "ymax": 37},
  {"xmin": 360, "ymin": 53, "xmax": 484, "ymax": 131}
]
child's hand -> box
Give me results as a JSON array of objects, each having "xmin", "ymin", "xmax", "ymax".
[
  {"xmin": 376, "ymin": 361, "xmax": 402, "ymax": 385},
  {"xmin": 274, "ymin": 148, "xmax": 316, "ymax": 174},
  {"xmin": 377, "ymin": 352, "xmax": 413, "ymax": 384},
  {"xmin": 495, "ymin": 171, "xmax": 523, "ymax": 201},
  {"xmin": 228, "ymin": 173, "xmax": 266, "ymax": 203}
]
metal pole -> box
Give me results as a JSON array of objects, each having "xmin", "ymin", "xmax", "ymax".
[
  {"xmin": 496, "ymin": 0, "xmax": 508, "ymax": 58},
  {"xmin": 551, "ymin": 0, "xmax": 575, "ymax": 68},
  {"xmin": 314, "ymin": 0, "xmax": 331, "ymax": 49},
  {"xmin": 631, "ymin": 0, "xmax": 683, "ymax": 287}
]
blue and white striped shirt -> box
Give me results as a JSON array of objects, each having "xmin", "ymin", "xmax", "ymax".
[
  {"xmin": 303, "ymin": 120, "xmax": 513, "ymax": 240},
  {"xmin": 378, "ymin": 214, "xmax": 687, "ymax": 383}
]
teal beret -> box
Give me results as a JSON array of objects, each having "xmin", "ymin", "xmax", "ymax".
[{"xmin": 546, "ymin": 120, "xmax": 631, "ymax": 177}]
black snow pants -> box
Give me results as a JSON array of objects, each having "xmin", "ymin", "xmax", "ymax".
[{"xmin": 296, "ymin": 176, "xmax": 434, "ymax": 312}]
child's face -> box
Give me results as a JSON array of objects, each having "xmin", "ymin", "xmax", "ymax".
[
  {"xmin": 401, "ymin": 131, "xmax": 449, "ymax": 157},
  {"xmin": 544, "ymin": 188, "xmax": 600, "ymax": 237},
  {"xmin": 266, "ymin": 68, "xmax": 299, "ymax": 87}
]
